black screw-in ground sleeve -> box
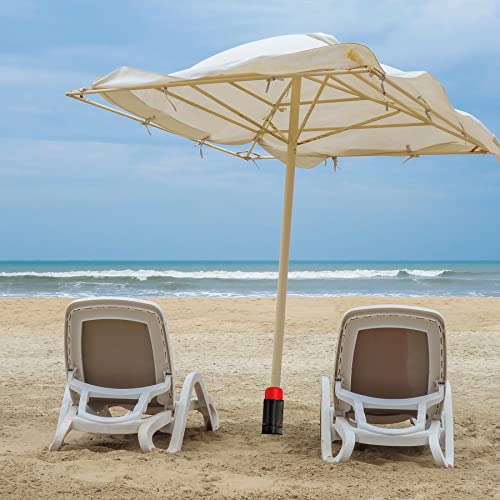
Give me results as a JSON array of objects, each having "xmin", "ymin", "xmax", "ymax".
[{"xmin": 262, "ymin": 398, "xmax": 284, "ymax": 434}]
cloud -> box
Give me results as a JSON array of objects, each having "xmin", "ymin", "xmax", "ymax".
[
  {"xmin": 0, "ymin": 64, "xmax": 93, "ymax": 88},
  {"xmin": 146, "ymin": 0, "xmax": 500, "ymax": 70},
  {"xmin": 370, "ymin": 0, "xmax": 500, "ymax": 69},
  {"xmin": 0, "ymin": 137, "xmax": 263, "ymax": 187}
]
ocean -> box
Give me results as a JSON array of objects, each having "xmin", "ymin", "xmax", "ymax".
[{"xmin": 0, "ymin": 260, "xmax": 499, "ymax": 298}]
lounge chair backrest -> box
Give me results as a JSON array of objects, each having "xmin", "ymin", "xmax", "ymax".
[
  {"xmin": 334, "ymin": 305, "xmax": 446, "ymax": 418},
  {"xmin": 64, "ymin": 298, "xmax": 174, "ymax": 407}
]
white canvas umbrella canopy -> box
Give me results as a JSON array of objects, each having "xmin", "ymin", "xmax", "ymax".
[{"xmin": 68, "ymin": 33, "xmax": 500, "ymax": 419}]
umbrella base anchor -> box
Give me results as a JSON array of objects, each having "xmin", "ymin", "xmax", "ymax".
[{"xmin": 262, "ymin": 387, "xmax": 284, "ymax": 435}]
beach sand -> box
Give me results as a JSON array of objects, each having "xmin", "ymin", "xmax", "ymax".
[{"xmin": 0, "ymin": 297, "xmax": 498, "ymax": 499}]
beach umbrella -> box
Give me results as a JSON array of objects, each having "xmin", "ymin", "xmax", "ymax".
[{"xmin": 67, "ymin": 33, "xmax": 500, "ymax": 434}]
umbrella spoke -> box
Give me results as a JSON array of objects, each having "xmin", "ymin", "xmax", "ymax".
[
  {"xmin": 244, "ymin": 80, "xmax": 293, "ymax": 158},
  {"xmin": 266, "ymin": 121, "xmax": 287, "ymax": 142},
  {"xmin": 340, "ymin": 149, "xmax": 488, "ymax": 157},
  {"xmin": 329, "ymin": 73, "xmax": 487, "ymax": 149},
  {"xmin": 305, "ymin": 75, "xmax": 363, "ymax": 98},
  {"xmin": 352, "ymin": 73, "xmax": 488, "ymax": 151},
  {"xmin": 297, "ymin": 75, "xmax": 329, "ymax": 139},
  {"xmin": 370, "ymin": 68, "xmax": 472, "ymax": 136},
  {"xmin": 165, "ymin": 89, "xmax": 260, "ymax": 135},
  {"xmin": 281, "ymin": 97, "xmax": 364, "ymax": 106},
  {"xmin": 68, "ymin": 68, "xmax": 371, "ymax": 96},
  {"xmin": 379, "ymin": 73, "xmax": 489, "ymax": 151},
  {"xmin": 329, "ymin": 74, "xmax": 405, "ymax": 113},
  {"xmin": 67, "ymin": 94, "xmax": 275, "ymax": 161},
  {"xmin": 286, "ymin": 122, "xmax": 427, "ymax": 133},
  {"xmin": 189, "ymin": 85, "xmax": 287, "ymax": 144},
  {"xmin": 229, "ymin": 82, "xmax": 275, "ymax": 107},
  {"xmin": 298, "ymin": 110, "xmax": 400, "ymax": 146}
]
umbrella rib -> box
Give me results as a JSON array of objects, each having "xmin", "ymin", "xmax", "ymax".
[
  {"xmin": 67, "ymin": 68, "xmax": 371, "ymax": 96},
  {"xmin": 66, "ymin": 94, "xmax": 277, "ymax": 160},
  {"xmin": 244, "ymin": 80, "xmax": 293, "ymax": 158},
  {"xmin": 267, "ymin": 120, "xmax": 287, "ymax": 141},
  {"xmin": 165, "ymin": 89, "xmax": 260, "ymax": 135},
  {"xmin": 330, "ymin": 73, "xmax": 486, "ymax": 149},
  {"xmin": 189, "ymin": 85, "xmax": 287, "ymax": 144},
  {"xmin": 369, "ymin": 68, "xmax": 481, "ymax": 139},
  {"xmin": 311, "ymin": 74, "xmax": 421, "ymax": 121},
  {"xmin": 230, "ymin": 79, "xmax": 292, "ymax": 143},
  {"xmin": 329, "ymin": 74, "xmax": 420, "ymax": 116},
  {"xmin": 229, "ymin": 82, "xmax": 275, "ymax": 107},
  {"xmin": 352, "ymin": 72, "xmax": 455, "ymax": 127},
  {"xmin": 282, "ymin": 122, "xmax": 427, "ymax": 133},
  {"xmin": 357, "ymin": 122, "xmax": 427, "ymax": 129},
  {"xmin": 161, "ymin": 68, "xmax": 370, "ymax": 89},
  {"xmin": 297, "ymin": 75, "xmax": 329, "ymax": 139},
  {"xmin": 297, "ymin": 110, "xmax": 400, "ymax": 146},
  {"xmin": 352, "ymin": 73, "xmax": 487, "ymax": 151},
  {"xmin": 340, "ymin": 149, "xmax": 488, "ymax": 157},
  {"xmin": 305, "ymin": 76, "xmax": 363, "ymax": 98},
  {"xmin": 281, "ymin": 97, "xmax": 364, "ymax": 106}
]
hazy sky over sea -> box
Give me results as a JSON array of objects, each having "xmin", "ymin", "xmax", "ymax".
[{"xmin": 1, "ymin": 1, "xmax": 499, "ymax": 260}]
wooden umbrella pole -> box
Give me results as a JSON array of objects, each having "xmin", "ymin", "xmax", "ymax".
[
  {"xmin": 262, "ymin": 76, "xmax": 301, "ymax": 435},
  {"xmin": 270, "ymin": 76, "xmax": 301, "ymax": 388}
]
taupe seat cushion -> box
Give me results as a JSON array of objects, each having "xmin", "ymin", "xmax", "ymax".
[
  {"xmin": 351, "ymin": 327, "xmax": 429, "ymax": 399},
  {"xmin": 82, "ymin": 319, "xmax": 156, "ymax": 389}
]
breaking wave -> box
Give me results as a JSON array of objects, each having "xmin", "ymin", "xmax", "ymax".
[{"xmin": 0, "ymin": 269, "xmax": 451, "ymax": 281}]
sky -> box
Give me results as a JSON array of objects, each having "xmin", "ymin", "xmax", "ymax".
[{"xmin": 0, "ymin": 0, "xmax": 499, "ymax": 261}]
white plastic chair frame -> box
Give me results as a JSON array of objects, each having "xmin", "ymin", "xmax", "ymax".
[
  {"xmin": 320, "ymin": 305, "xmax": 454, "ymax": 468},
  {"xmin": 49, "ymin": 298, "xmax": 220, "ymax": 453}
]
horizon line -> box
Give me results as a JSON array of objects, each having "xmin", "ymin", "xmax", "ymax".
[{"xmin": 1, "ymin": 259, "xmax": 500, "ymax": 263}]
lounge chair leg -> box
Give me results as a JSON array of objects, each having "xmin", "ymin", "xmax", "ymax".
[
  {"xmin": 166, "ymin": 372, "xmax": 218, "ymax": 453},
  {"xmin": 327, "ymin": 417, "xmax": 356, "ymax": 463},
  {"xmin": 193, "ymin": 379, "xmax": 220, "ymax": 432},
  {"xmin": 138, "ymin": 412, "xmax": 174, "ymax": 453},
  {"xmin": 442, "ymin": 381, "xmax": 454, "ymax": 467},
  {"xmin": 55, "ymin": 385, "xmax": 72, "ymax": 427},
  {"xmin": 430, "ymin": 381, "xmax": 454, "ymax": 468},
  {"xmin": 49, "ymin": 408, "xmax": 76, "ymax": 451},
  {"xmin": 49, "ymin": 386, "xmax": 76, "ymax": 451},
  {"xmin": 320, "ymin": 376, "xmax": 335, "ymax": 461},
  {"xmin": 429, "ymin": 419, "xmax": 448, "ymax": 467}
]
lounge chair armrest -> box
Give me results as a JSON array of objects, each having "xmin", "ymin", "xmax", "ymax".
[
  {"xmin": 68, "ymin": 372, "xmax": 171, "ymax": 424},
  {"xmin": 335, "ymin": 380, "xmax": 444, "ymax": 435}
]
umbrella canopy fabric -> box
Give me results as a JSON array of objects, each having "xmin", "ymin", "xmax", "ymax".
[
  {"xmin": 83, "ymin": 33, "xmax": 500, "ymax": 167},
  {"xmin": 68, "ymin": 33, "xmax": 499, "ymax": 412}
]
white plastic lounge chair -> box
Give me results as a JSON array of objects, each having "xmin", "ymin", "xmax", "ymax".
[
  {"xmin": 321, "ymin": 305, "xmax": 454, "ymax": 467},
  {"xmin": 49, "ymin": 298, "xmax": 219, "ymax": 453}
]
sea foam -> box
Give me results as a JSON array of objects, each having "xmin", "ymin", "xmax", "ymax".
[{"xmin": 0, "ymin": 269, "xmax": 449, "ymax": 281}]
